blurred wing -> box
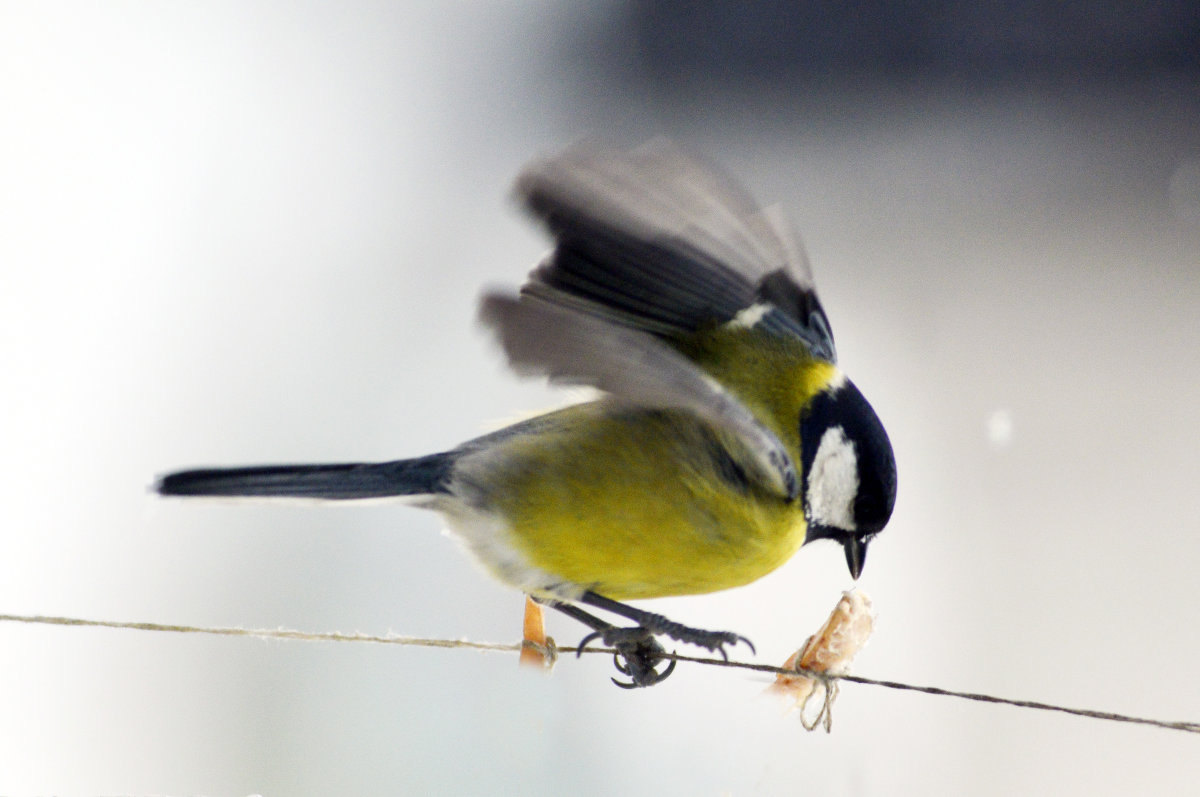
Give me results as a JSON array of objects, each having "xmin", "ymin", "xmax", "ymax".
[
  {"xmin": 516, "ymin": 140, "xmax": 836, "ymax": 362},
  {"xmin": 479, "ymin": 293, "xmax": 799, "ymax": 500}
]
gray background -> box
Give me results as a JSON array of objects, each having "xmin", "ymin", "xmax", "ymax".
[{"xmin": 3, "ymin": 3, "xmax": 1199, "ymax": 794}]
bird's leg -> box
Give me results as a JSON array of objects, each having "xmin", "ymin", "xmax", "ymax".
[
  {"xmin": 579, "ymin": 591, "xmax": 755, "ymax": 659},
  {"xmin": 536, "ymin": 591, "xmax": 754, "ymax": 688}
]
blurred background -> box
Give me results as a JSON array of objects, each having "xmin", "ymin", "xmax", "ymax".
[{"xmin": 2, "ymin": 2, "xmax": 1199, "ymax": 794}]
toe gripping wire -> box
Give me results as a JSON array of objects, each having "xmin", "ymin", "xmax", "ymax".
[{"xmin": 538, "ymin": 591, "xmax": 754, "ymax": 688}]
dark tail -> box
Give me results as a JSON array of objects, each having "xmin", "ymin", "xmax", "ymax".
[{"xmin": 156, "ymin": 452, "xmax": 455, "ymax": 500}]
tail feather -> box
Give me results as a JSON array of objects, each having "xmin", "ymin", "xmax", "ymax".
[{"xmin": 156, "ymin": 453, "xmax": 455, "ymax": 500}]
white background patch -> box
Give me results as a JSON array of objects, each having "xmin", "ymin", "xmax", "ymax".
[{"xmin": 986, "ymin": 408, "xmax": 1014, "ymax": 449}]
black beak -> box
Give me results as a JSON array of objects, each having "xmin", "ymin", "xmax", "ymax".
[{"xmin": 843, "ymin": 535, "xmax": 867, "ymax": 580}]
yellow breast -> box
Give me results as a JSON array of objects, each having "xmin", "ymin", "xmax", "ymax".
[{"xmin": 470, "ymin": 404, "xmax": 806, "ymax": 600}]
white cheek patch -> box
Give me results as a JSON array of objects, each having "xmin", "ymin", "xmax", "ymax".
[{"xmin": 807, "ymin": 426, "xmax": 859, "ymax": 531}]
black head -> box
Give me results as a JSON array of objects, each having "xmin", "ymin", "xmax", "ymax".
[{"xmin": 799, "ymin": 375, "xmax": 897, "ymax": 579}]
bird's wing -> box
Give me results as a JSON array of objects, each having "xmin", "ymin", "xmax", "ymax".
[
  {"xmin": 514, "ymin": 139, "xmax": 836, "ymax": 362},
  {"xmin": 479, "ymin": 293, "xmax": 799, "ymax": 500}
]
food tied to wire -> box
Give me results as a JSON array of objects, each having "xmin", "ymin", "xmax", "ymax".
[{"xmin": 157, "ymin": 141, "xmax": 898, "ymax": 690}]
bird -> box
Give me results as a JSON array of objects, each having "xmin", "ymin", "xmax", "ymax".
[{"xmin": 157, "ymin": 141, "xmax": 897, "ymax": 688}]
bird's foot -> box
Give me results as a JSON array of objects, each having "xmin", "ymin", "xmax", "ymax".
[
  {"xmin": 577, "ymin": 626, "xmax": 676, "ymax": 688},
  {"xmin": 576, "ymin": 619, "xmax": 753, "ymax": 688},
  {"xmin": 634, "ymin": 612, "xmax": 755, "ymax": 660},
  {"xmin": 545, "ymin": 591, "xmax": 754, "ymax": 688}
]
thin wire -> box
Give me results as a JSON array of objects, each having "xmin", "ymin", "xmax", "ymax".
[
  {"xmin": 0, "ymin": 613, "xmax": 519, "ymax": 653},
  {"xmin": 661, "ymin": 650, "xmax": 1200, "ymax": 734},
  {"xmin": 5, "ymin": 612, "xmax": 1199, "ymax": 736}
]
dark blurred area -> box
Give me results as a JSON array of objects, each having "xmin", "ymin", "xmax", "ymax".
[
  {"xmin": 546, "ymin": 1, "xmax": 1200, "ymax": 244},
  {"xmin": 598, "ymin": 1, "xmax": 1200, "ymax": 83},
  {"xmin": 571, "ymin": 2, "xmax": 1200, "ymax": 90}
]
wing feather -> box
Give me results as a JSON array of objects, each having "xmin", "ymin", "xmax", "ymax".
[
  {"xmin": 479, "ymin": 293, "xmax": 799, "ymax": 500},
  {"xmin": 516, "ymin": 140, "xmax": 836, "ymax": 361},
  {"xmin": 479, "ymin": 142, "xmax": 842, "ymax": 501}
]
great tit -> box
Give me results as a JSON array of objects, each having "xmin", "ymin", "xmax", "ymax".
[{"xmin": 158, "ymin": 141, "xmax": 897, "ymax": 687}]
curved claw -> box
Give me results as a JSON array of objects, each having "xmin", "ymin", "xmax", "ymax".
[
  {"xmin": 616, "ymin": 644, "xmax": 676, "ymax": 687},
  {"xmin": 576, "ymin": 630, "xmax": 603, "ymax": 658},
  {"xmin": 611, "ymin": 655, "xmax": 676, "ymax": 688},
  {"xmin": 694, "ymin": 632, "xmax": 755, "ymax": 660}
]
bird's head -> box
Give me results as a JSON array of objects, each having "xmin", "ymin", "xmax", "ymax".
[{"xmin": 798, "ymin": 374, "xmax": 896, "ymax": 579}]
